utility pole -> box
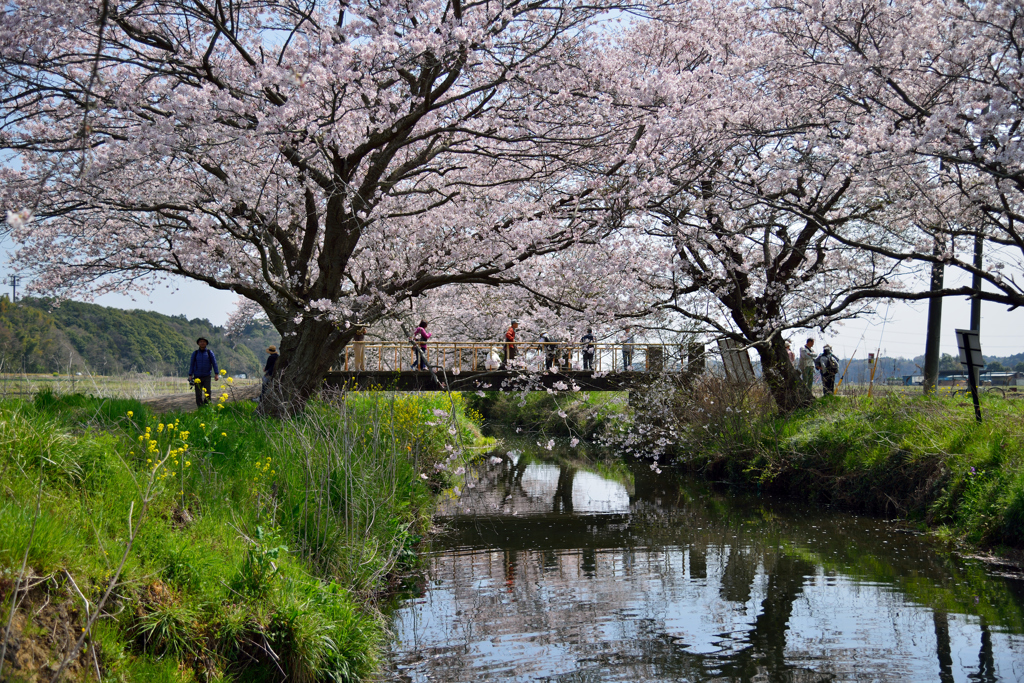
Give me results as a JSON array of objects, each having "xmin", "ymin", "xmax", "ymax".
[
  {"xmin": 923, "ymin": 242, "xmax": 944, "ymax": 395},
  {"xmin": 969, "ymin": 234, "xmax": 984, "ymax": 388},
  {"xmin": 7, "ymin": 274, "xmax": 20, "ymax": 302},
  {"xmin": 970, "ymin": 234, "xmax": 983, "ymax": 331}
]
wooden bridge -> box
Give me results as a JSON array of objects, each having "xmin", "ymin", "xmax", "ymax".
[{"xmin": 324, "ymin": 341, "xmax": 704, "ymax": 392}]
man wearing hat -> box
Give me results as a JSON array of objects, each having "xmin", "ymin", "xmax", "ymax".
[
  {"xmin": 261, "ymin": 344, "xmax": 280, "ymax": 401},
  {"xmin": 503, "ymin": 319, "xmax": 519, "ymax": 368},
  {"xmin": 816, "ymin": 344, "xmax": 839, "ymax": 396},
  {"xmin": 188, "ymin": 337, "xmax": 220, "ymax": 407}
]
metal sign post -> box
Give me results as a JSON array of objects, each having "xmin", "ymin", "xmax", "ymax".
[{"xmin": 954, "ymin": 329, "xmax": 984, "ymax": 422}]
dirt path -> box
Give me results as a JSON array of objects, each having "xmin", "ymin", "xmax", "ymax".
[{"xmin": 141, "ymin": 385, "xmax": 260, "ymax": 414}]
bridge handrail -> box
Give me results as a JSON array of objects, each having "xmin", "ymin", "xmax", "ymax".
[{"xmin": 336, "ymin": 340, "xmax": 686, "ymax": 373}]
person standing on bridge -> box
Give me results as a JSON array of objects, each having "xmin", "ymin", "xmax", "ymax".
[
  {"xmin": 413, "ymin": 320, "xmax": 431, "ymax": 370},
  {"xmin": 620, "ymin": 326, "xmax": 634, "ymax": 371},
  {"xmin": 352, "ymin": 325, "xmax": 367, "ymax": 371},
  {"xmin": 581, "ymin": 328, "xmax": 595, "ymax": 370},
  {"xmin": 188, "ymin": 337, "xmax": 219, "ymax": 408},
  {"xmin": 538, "ymin": 331, "xmax": 557, "ymax": 370},
  {"xmin": 503, "ymin": 319, "xmax": 519, "ymax": 368}
]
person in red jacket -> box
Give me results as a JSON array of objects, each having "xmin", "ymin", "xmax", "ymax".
[{"xmin": 503, "ymin": 319, "xmax": 519, "ymax": 368}]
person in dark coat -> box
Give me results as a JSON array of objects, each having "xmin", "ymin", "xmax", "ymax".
[
  {"xmin": 188, "ymin": 337, "xmax": 219, "ymax": 407},
  {"xmin": 816, "ymin": 344, "xmax": 839, "ymax": 396},
  {"xmin": 260, "ymin": 345, "xmax": 279, "ymax": 401},
  {"xmin": 581, "ymin": 328, "xmax": 595, "ymax": 370}
]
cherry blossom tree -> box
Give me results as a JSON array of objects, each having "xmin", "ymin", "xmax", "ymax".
[
  {"xmin": 760, "ymin": 0, "xmax": 1024, "ymax": 309},
  {"xmin": 585, "ymin": 0, "xmax": 935, "ymax": 410},
  {"xmin": 0, "ymin": 0, "xmax": 643, "ymax": 412}
]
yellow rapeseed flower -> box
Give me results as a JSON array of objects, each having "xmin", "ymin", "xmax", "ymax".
[
  {"xmin": 126, "ymin": 411, "xmax": 133, "ymax": 418},
  {"xmin": 220, "ymin": 369, "xmax": 227, "ymax": 375},
  {"xmin": 221, "ymin": 432, "xmax": 227, "ymax": 437},
  {"xmin": 186, "ymin": 461, "xmax": 191, "ymax": 467},
  {"xmin": 194, "ymin": 378, "xmax": 201, "ymax": 384},
  {"xmin": 157, "ymin": 424, "xmax": 164, "ymax": 433}
]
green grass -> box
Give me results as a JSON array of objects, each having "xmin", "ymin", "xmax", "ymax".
[
  {"xmin": 0, "ymin": 389, "xmax": 485, "ymax": 682},
  {"xmin": 676, "ymin": 390, "xmax": 1024, "ymax": 549}
]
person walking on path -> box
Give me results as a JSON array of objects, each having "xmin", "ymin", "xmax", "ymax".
[
  {"xmin": 620, "ymin": 326, "xmax": 634, "ymax": 371},
  {"xmin": 798, "ymin": 338, "xmax": 815, "ymax": 394},
  {"xmin": 352, "ymin": 325, "xmax": 367, "ymax": 371},
  {"xmin": 581, "ymin": 328, "xmax": 595, "ymax": 370},
  {"xmin": 786, "ymin": 340, "xmax": 795, "ymax": 365},
  {"xmin": 188, "ymin": 337, "xmax": 219, "ymax": 407},
  {"xmin": 412, "ymin": 320, "xmax": 431, "ymax": 370},
  {"xmin": 503, "ymin": 319, "xmax": 519, "ymax": 368},
  {"xmin": 260, "ymin": 345, "xmax": 279, "ymax": 401},
  {"xmin": 816, "ymin": 344, "xmax": 839, "ymax": 396}
]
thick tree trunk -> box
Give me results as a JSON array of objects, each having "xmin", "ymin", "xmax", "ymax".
[
  {"xmin": 261, "ymin": 316, "xmax": 353, "ymax": 417},
  {"xmin": 755, "ymin": 336, "xmax": 812, "ymax": 413}
]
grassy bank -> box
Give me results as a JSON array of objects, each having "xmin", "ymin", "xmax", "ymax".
[
  {"xmin": 672, "ymin": 389, "xmax": 1024, "ymax": 551},
  {"xmin": 0, "ymin": 390, "xmax": 485, "ymax": 682}
]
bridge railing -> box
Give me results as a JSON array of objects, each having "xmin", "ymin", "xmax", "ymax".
[{"xmin": 336, "ymin": 341, "xmax": 689, "ymax": 373}]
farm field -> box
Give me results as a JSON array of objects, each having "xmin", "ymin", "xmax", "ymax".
[{"xmin": 0, "ymin": 373, "xmax": 261, "ymax": 400}]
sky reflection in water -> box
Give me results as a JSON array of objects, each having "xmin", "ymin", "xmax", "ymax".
[{"xmin": 386, "ymin": 456, "xmax": 1024, "ymax": 682}]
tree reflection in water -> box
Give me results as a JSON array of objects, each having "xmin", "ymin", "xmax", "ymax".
[{"xmin": 387, "ymin": 456, "xmax": 1024, "ymax": 682}]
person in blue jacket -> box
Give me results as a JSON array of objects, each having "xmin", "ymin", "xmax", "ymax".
[{"xmin": 188, "ymin": 337, "xmax": 219, "ymax": 407}]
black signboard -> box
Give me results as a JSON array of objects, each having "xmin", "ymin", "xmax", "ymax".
[{"xmin": 954, "ymin": 329, "xmax": 983, "ymax": 422}]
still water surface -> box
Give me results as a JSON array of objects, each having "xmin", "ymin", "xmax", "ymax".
[{"xmin": 385, "ymin": 454, "xmax": 1024, "ymax": 682}]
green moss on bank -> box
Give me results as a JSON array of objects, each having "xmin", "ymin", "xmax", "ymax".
[
  {"xmin": 677, "ymin": 391, "xmax": 1024, "ymax": 550},
  {"xmin": 0, "ymin": 390, "xmax": 484, "ymax": 682}
]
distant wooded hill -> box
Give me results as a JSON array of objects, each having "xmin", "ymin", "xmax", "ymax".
[{"xmin": 0, "ymin": 297, "xmax": 280, "ymax": 377}]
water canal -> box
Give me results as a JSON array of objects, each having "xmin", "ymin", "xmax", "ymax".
[{"xmin": 385, "ymin": 451, "xmax": 1024, "ymax": 682}]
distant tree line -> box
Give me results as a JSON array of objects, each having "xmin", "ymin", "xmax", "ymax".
[
  {"xmin": 0, "ymin": 297, "xmax": 278, "ymax": 376},
  {"xmin": 750, "ymin": 352, "xmax": 1024, "ymax": 385}
]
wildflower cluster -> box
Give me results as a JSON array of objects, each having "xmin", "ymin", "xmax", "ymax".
[
  {"xmin": 252, "ymin": 456, "xmax": 275, "ymax": 484},
  {"xmin": 133, "ymin": 417, "xmax": 192, "ymax": 482}
]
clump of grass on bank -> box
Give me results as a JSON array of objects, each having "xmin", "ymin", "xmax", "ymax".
[
  {"xmin": 671, "ymin": 384, "xmax": 1024, "ymax": 549},
  {"xmin": 0, "ymin": 389, "xmax": 484, "ymax": 682}
]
